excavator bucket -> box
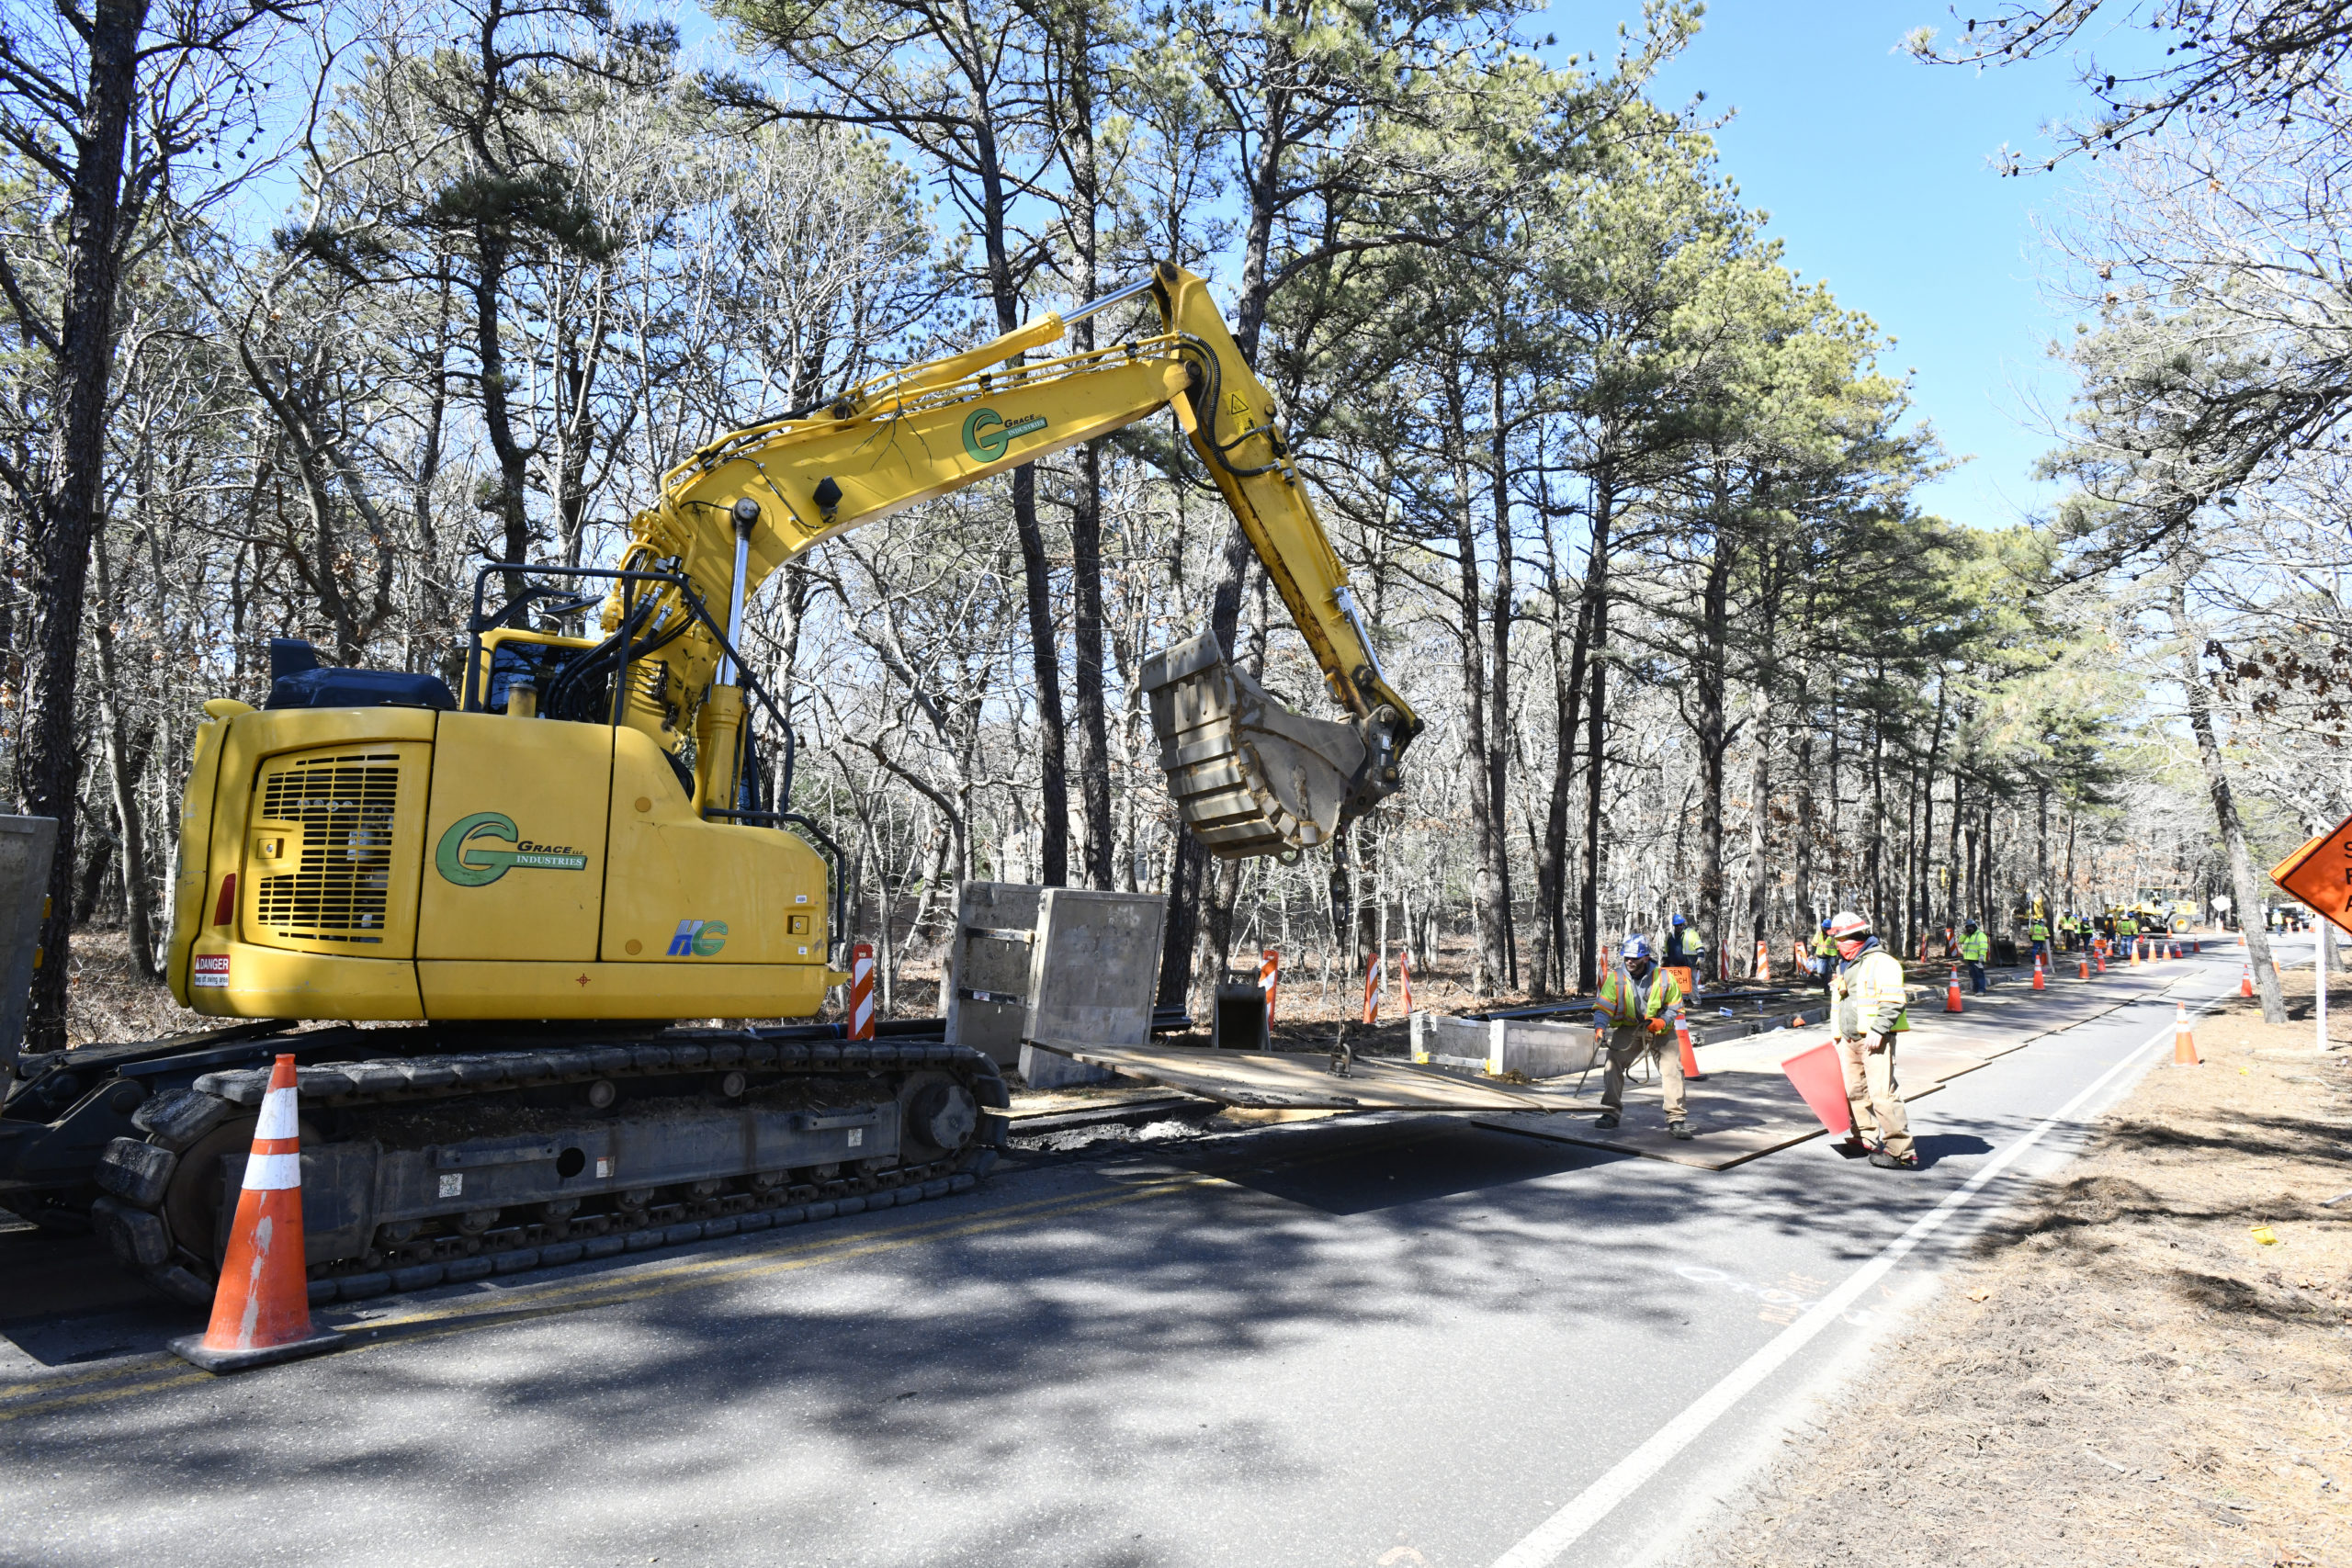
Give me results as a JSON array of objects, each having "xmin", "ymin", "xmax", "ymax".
[{"xmin": 1141, "ymin": 629, "xmax": 1367, "ymax": 861}]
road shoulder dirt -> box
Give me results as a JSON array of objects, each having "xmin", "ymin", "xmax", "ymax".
[{"xmin": 1678, "ymin": 969, "xmax": 2352, "ymax": 1568}]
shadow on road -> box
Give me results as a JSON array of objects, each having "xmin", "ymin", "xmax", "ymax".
[{"xmin": 1910, "ymin": 1133, "xmax": 1995, "ymax": 1169}]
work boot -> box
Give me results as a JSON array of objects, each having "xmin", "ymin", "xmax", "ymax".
[
  {"xmin": 1594, "ymin": 1111, "xmax": 1621, "ymax": 1130},
  {"xmin": 1668, "ymin": 1120, "xmax": 1692, "ymax": 1141},
  {"xmin": 1869, "ymin": 1150, "xmax": 1918, "ymax": 1171}
]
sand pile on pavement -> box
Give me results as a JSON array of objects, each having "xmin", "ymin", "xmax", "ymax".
[{"xmin": 1682, "ymin": 971, "xmax": 2352, "ymax": 1568}]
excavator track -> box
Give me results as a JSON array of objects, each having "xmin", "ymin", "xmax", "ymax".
[{"xmin": 85, "ymin": 1035, "xmax": 1008, "ymax": 1309}]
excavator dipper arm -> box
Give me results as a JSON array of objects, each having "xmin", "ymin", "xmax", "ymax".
[{"xmin": 607, "ymin": 264, "xmax": 1419, "ymax": 859}]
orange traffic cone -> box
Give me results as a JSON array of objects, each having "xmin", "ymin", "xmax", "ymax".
[
  {"xmin": 2240, "ymin": 963, "xmax": 2255, "ymax": 998},
  {"xmin": 1945, "ymin": 966, "xmax": 1964, "ymax": 1012},
  {"xmin": 1676, "ymin": 1012, "xmax": 1704, "ymax": 1081},
  {"xmin": 2173, "ymin": 1003, "xmax": 2200, "ymax": 1066},
  {"xmin": 2096, "ymin": 949, "xmax": 2107, "ymax": 973},
  {"xmin": 2032, "ymin": 954, "xmax": 2046, "ymax": 990},
  {"xmin": 169, "ymin": 1055, "xmax": 343, "ymax": 1372},
  {"xmin": 2078, "ymin": 956, "xmax": 2089, "ymax": 980}
]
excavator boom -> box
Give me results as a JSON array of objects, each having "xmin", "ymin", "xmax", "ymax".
[{"xmin": 596, "ymin": 264, "xmax": 1419, "ymax": 859}]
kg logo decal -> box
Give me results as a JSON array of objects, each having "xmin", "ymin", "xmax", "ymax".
[
  {"xmin": 961, "ymin": 406, "xmax": 1047, "ymax": 464},
  {"xmin": 434, "ymin": 811, "xmax": 589, "ymax": 886},
  {"xmin": 668, "ymin": 919, "xmax": 729, "ymax": 957}
]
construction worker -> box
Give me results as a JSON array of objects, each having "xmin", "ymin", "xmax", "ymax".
[
  {"xmin": 2028, "ymin": 912, "xmax": 2052, "ymax": 969},
  {"xmin": 1959, "ymin": 919, "xmax": 1990, "ymax": 995},
  {"xmin": 1826, "ymin": 910, "xmax": 1917, "ymax": 1170},
  {"xmin": 1592, "ymin": 934, "xmax": 1690, "ymax": 1139},
  {"xmin": 1809, "ymin": 917, "xmax": 1838, "ymax": 993},
  {"xmin": 1663, "ymin": 914, "xmax": 1704, "ymax": 972},
  {"xmin": 2118, "ymin": 908, "xmax": 2140, "ymax": 953}
]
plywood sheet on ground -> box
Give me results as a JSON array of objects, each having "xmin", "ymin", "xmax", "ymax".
[
  {"xmin": 1477, "ymin": 1025, "xmax": 1992, "ymax": 1169},
  {"xmin": 1027, "ymin": 1041, "xmax": 1559, "ymax": 1111}
]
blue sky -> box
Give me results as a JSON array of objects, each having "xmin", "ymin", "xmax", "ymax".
[{"xmin": 1623, "ymin": 1, "xmax": 2110, "ymax": 533}]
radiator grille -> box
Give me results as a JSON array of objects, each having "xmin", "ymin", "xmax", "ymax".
[{"xmin": 254, "ymin": 752, "xmax": 402, "ymax": 943}]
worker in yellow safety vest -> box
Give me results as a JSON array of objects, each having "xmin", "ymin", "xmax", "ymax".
[
  {"xmin": 1827, "ymin": 910, "xmax": 1917, "ymax": 1170},
  {"xmin": 1809, "ymin": 919, "xmax": 1838, "ymax": 994},
  {"xmin": 1959, "ymin": 920, "xmax": 1990, "ymax": 996},
  {"xmin": 2028, "ymin": 915, "xmax": 2052, "ymax": 969},
  {"xmin": 1592, "ymin": 934, "xmax": 1690, "ymax": 1140}
]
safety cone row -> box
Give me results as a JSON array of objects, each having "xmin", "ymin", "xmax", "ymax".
[
  {"xmin": 1945, "ymin": 965, "xmax": 1964, "ymax": 1012},
  {"xmin": 169, "ymin": 1055, "xmax": 344, "ymax": 1373},
  {"xmin": 1676, "ymin": 1012, "xmax": 1704, "ymax": 1081},
  {"xmin": 2173, "ymin": 1003, "xmax": 2200, "ymax": 1066}
]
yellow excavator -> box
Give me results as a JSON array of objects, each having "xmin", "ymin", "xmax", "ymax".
[{"xmin": 6, "ymin": 265, "xmax": 1420, "ymax": 1307}]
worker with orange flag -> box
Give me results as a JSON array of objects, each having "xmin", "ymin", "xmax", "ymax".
[{"xmin": 1827, "ymin": 910, "xmax": 1917, "ymax": 1171}]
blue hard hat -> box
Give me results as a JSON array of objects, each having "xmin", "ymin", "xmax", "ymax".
[
  {"xmin": 1819, "ymin": 917, "xmax": 1833, "ymax": 931},
  {"xmin": 1670, "ymin": 913, "xmax": 1687, "ymax": 927},
  {"xmin": 1622, "ymin": 934, "xmax": 1654, "ymax": 962}
]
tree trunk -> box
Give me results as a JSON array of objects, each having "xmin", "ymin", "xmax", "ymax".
[
  {"xmin": 90, "ymin": 544, "xmax": 156, "ymax": 976},
  {"xmin": 1690, "ymin": 536, "xmax": 1735, "ymax": 967},
  {"xmin": 1577, "ymin": 487, "xmax": 1614, "ymax": 995},
  {"xmin": 1448, "ymin": 386, "xmax": 1496, "ymax": 994},
  {"xmin": 1056, "ymin": 14, "xmax": 1113, "ymax": 890},
  {"xmin": 1485, "ymin": 356, "xmax": 1515, "ymax": 990},
  {"xmin": 1538, "ymin": 519, "xmax": 1591, "ymax": 996},
  {"xmin": 1744, "ymin": 684, "xmax": 1771, "ymax": 973},
  {"xmin": 17, "ymin": 0, "xmax": 150, "ymax": 1051},
  {"xmin": 2166, "ymin": 580, "xmax": 2286, "ymax": 1021}
]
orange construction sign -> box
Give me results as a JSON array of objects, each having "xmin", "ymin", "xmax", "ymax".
[{"xmin": 2269, "ymin": 812, "xmax": 2352, "ymax": 937}]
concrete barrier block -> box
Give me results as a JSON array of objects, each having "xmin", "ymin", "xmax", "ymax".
[
  {"xmin": 1019, "ymin": 1042, "xmax": 1116, "ymax": 1089},
  {"xmin": 1498, "ymin": 1019, "xmax": 1601, "ymax": 1078},
  {"xmin": 1411, "ymin": 1012, "xmax": 1600, "ymax": 1078}
]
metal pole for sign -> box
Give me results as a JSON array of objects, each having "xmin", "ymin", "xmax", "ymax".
[{"xmin": 2320, "ymin": 919, "xmax": 2333, "ymax": 1056}]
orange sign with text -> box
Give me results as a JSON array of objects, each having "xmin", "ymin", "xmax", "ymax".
[{"xmin": 2269, "ymin": 813, "xmax": 2352, "ymax": 937}]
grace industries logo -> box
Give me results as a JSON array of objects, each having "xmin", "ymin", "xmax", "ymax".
[
  {"xmin": 668, "ymin": 919, "xmax": 729, "ymax": 956},
  {"xmin": 961, "ymin": 406, "xmax": 1047, "ymax": 464},
  {"xmin": 435, "ymin": 811, "xmax": 589, "ymax": 886}
]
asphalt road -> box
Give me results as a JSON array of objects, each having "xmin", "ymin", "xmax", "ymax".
[{"xmin": 0, "ymin": 939, "xmax": 2299, "ymax": 1568}]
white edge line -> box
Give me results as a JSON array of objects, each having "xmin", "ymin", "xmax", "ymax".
[{"xmin": 1489, "ymin": 987, "xmax": 2216, "ymax": 1568}]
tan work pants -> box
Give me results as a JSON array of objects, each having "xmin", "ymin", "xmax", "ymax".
[
  {"xmin": 1838, "ymin": 1033, "xmax": 1913, "ymax": 1158},
  {"xmin": 1601, "ymin": 1028, "xmax": 1685, "ymax": 1119}
]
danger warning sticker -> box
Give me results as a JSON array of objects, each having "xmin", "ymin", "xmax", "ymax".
[{"xmin": 191, "ymin": 954, "xmax": 230, "ymax": 989}]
